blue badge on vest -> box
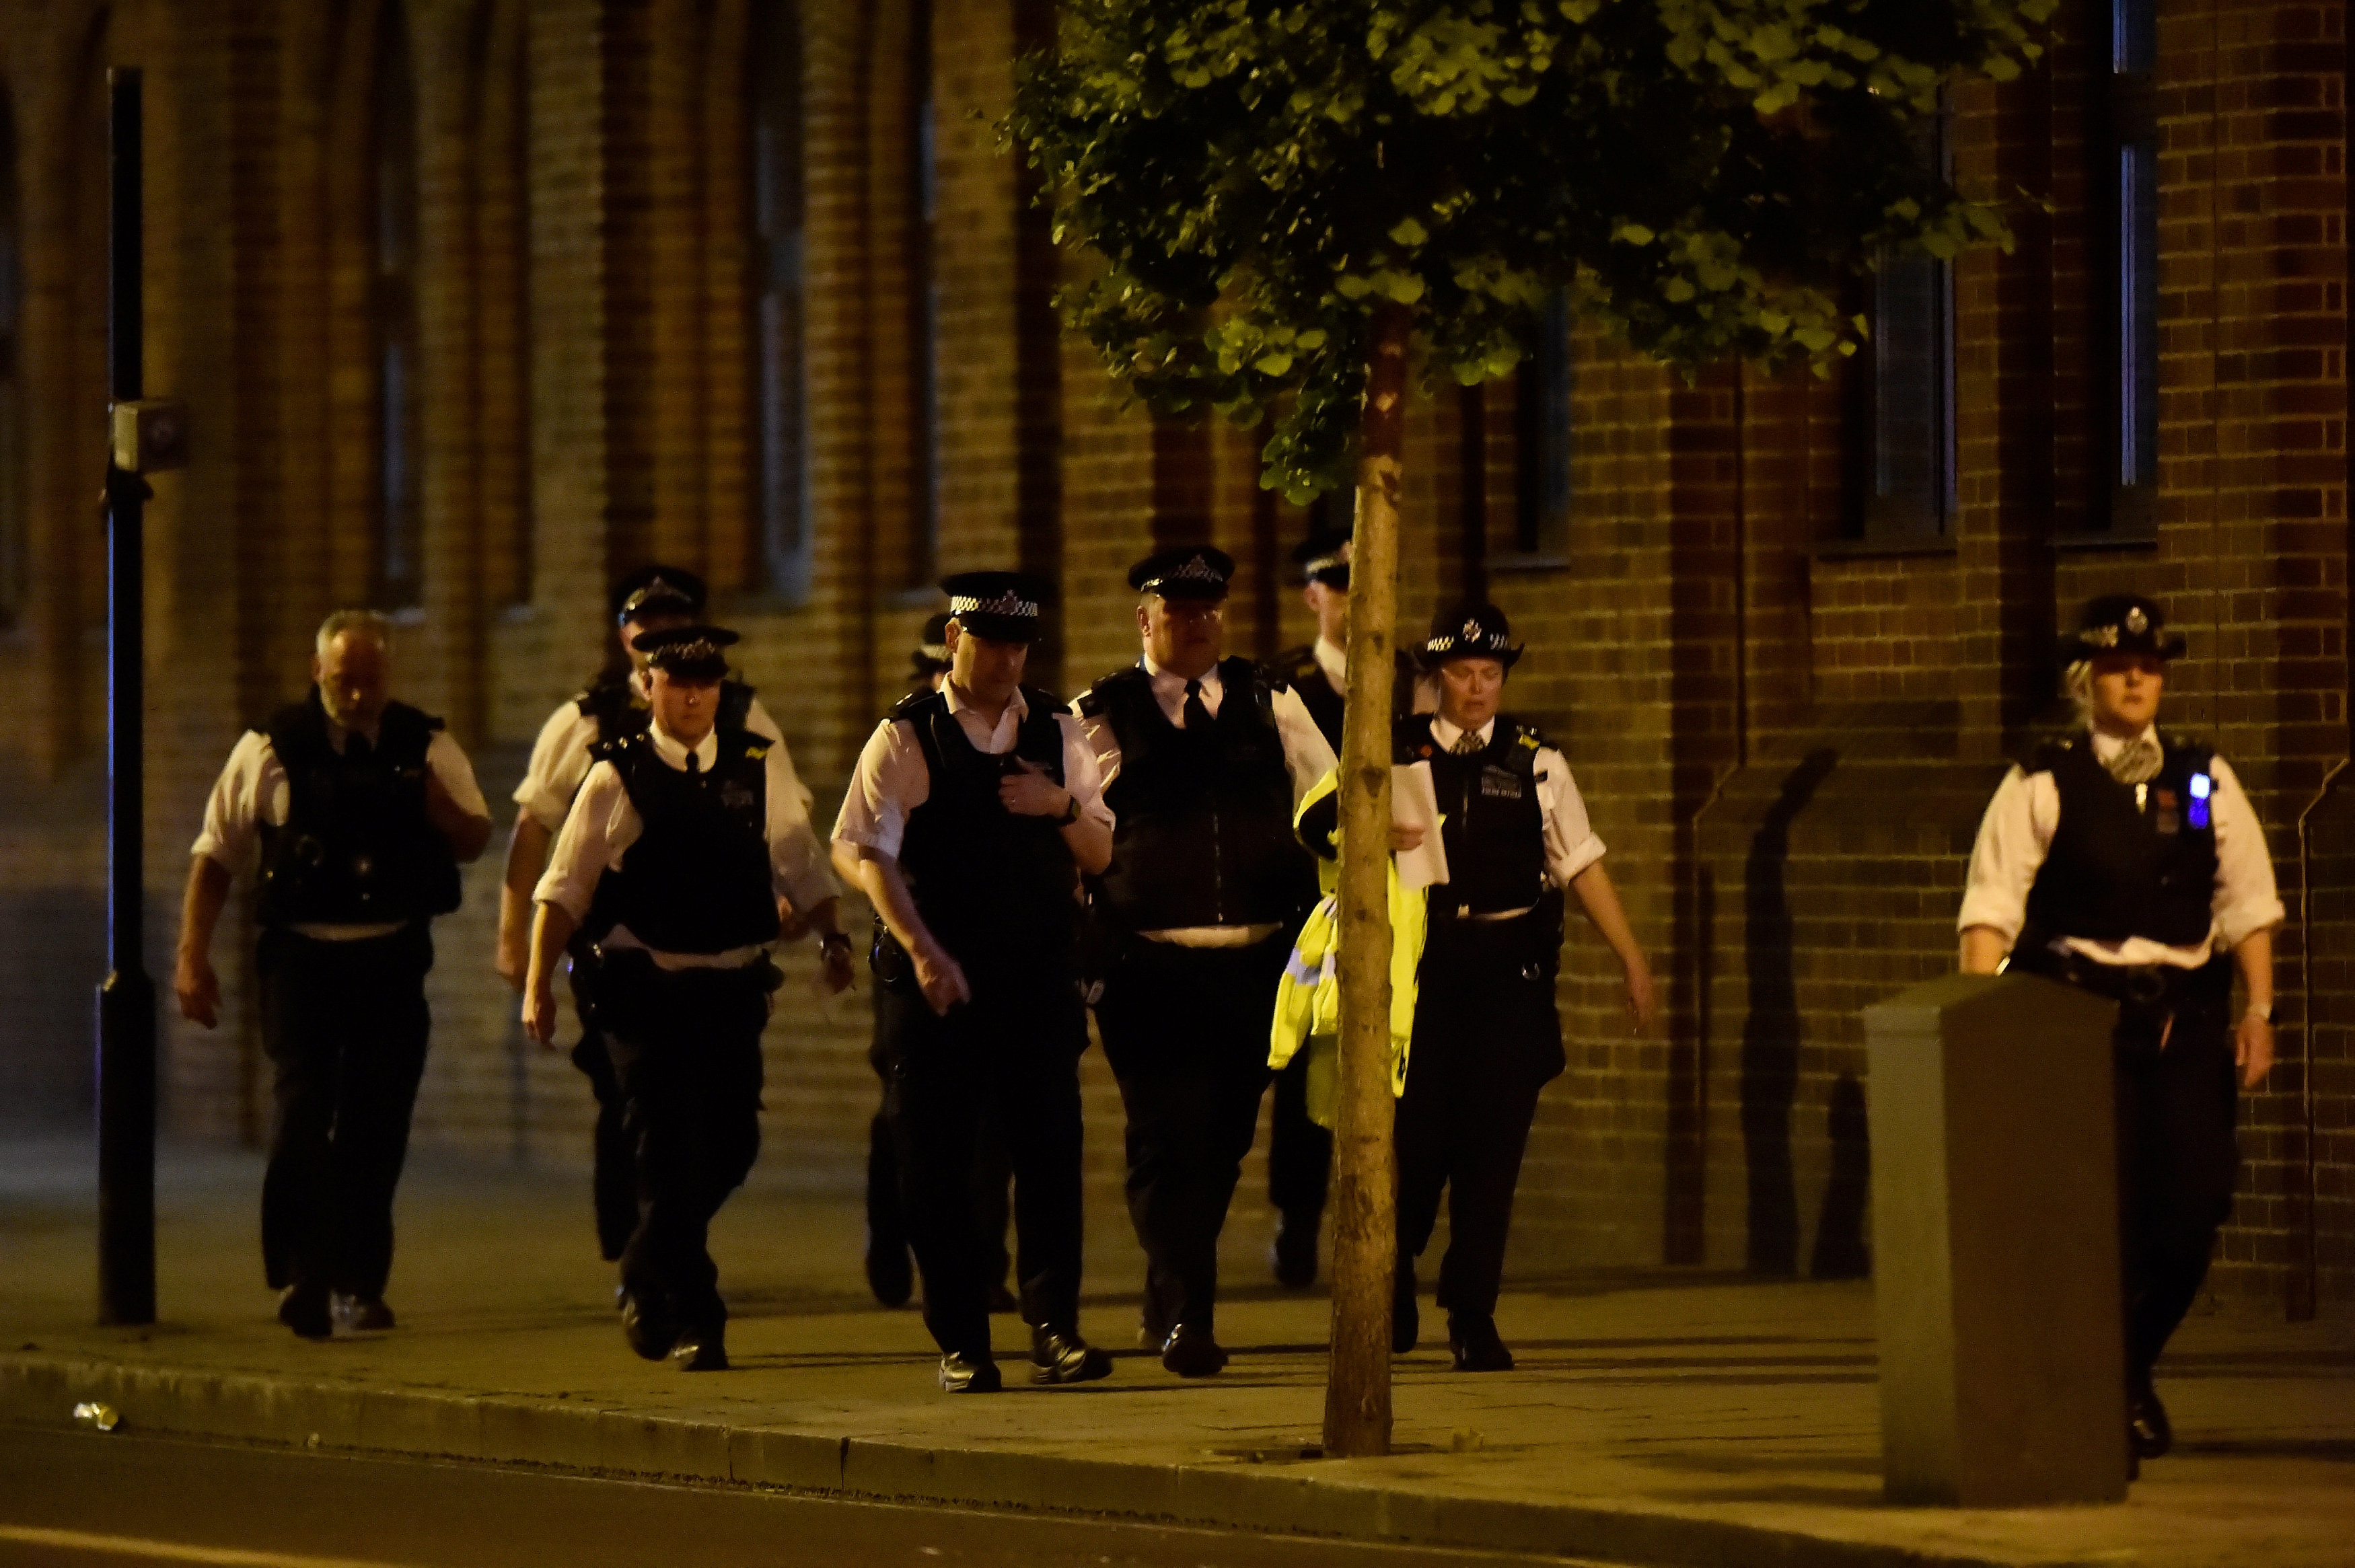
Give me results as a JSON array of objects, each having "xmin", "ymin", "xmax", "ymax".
[{"xmin": 2187, "ymin": 772, "xmax": 2212, "ymax": 831}]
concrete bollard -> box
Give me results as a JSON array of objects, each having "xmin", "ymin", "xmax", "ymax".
[{"xmin": 1862, "ymin": 971, "xmax": 2129, "ymax": 1506}]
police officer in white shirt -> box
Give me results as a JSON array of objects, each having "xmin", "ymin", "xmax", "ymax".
[
  {"xmin": 1305, "ymin": 603, "xmax": 1655, "ymax": 1373},
  {"xmin": 524, "ymin": 624, "xmax": 850, "ymax": 1372},
  {"xmin": 1075, "ymin": 547, "xmax": 1338, "ymax": 1377},
  {"xmin": 496, "ymin": 566, "xmax": 807, "ymax": 1263},
  {"xmin": 1958, "ymin": 594, "xmax": 2282, "ymax": 1475},
  {"xmin": 173, "ymin": 610, "xmax": 495, "ymax": 1340},
  {"xmin": 833, "ymin": 573, "xmax": 1117, "ymax": 1394}
]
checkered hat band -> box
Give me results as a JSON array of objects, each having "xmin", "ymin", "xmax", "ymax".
[
  {"xmin": 1302, "ymin": 554, "xmax": 1346, "ymax": 576},
  {"xmin": 950, "ymin": 593, "xmax": 1039, "ymax": 618}
]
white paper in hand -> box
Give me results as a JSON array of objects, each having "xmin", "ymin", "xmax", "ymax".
[{"xmin": 1391, "ymin": 760, "xmax": 1449, "ymax": 891}]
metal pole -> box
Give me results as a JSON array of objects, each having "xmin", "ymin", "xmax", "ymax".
[{"xmin": 96, "ymin": 65, "xmax": 155, "ymax": 1328}]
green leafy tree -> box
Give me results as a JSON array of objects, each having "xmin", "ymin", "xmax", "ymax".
[{"xmin": 1006, "ymin": 0, "xmax": 2052, "ymax": 1456}]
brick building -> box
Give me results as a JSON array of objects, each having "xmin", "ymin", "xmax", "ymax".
[{"xmin": 0, "ymin": 0, "xmax": 2346, "ymax": 1312}]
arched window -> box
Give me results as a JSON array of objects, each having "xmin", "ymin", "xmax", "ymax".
[
  {"xmin": 0, "ymin": 87, "xmax": 22, "ymax": 630},
  {"xmin": 749, "ymin": 0, "xmax": 807, "ymax": 601},
  {"xmin": 374, "ymin": 2, "xmax": 423, "ymax": 609}
]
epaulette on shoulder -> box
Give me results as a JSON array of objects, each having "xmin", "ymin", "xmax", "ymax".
[
  {"xmin": 887, "ymin": 687, "xmax": 941, "ymax": 722},
  {"xmin": 589, "ymin": 729, "xmax": 644, "ymax": 765},
  {"xmin": 2021, "ymin": 733, "xmax": 2076, "ymax": 775},
  {"xmin": 1077, "ymin": 666, "xmax": 1146, "ymax": 718}
]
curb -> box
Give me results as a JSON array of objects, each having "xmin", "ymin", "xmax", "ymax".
[{"xmin": 3, "ymin": 1355, "xmax": 2085, "ymax": 1568}]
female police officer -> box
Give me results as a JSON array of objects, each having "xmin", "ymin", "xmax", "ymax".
[{"xmin": 1957, "ymin": 594, "xmax": 2281, "ymax": 1473}]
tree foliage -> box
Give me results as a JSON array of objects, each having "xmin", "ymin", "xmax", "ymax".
[{"xmin": 1005, "ymin": 0, "xmax": 2056, "ymax": 499}]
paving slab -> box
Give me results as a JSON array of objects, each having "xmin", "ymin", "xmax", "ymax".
[{"xmin": 2, "ymin": 1142, "xmax": 2348, "ymax": 1568}]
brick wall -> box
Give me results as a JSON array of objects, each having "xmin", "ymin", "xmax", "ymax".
[{"xmin": 0, "ymin": 0, "xmax": 2344, "ymax": 1313}]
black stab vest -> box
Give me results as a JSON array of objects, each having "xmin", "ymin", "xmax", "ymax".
[
  {"xmin": 589, "ymin": 726, "xmax": 781, "ymax": 955},
  {"xmin": 894, "ymin": 685, "xmax": 1078, "ymax": 964},
  {"xmin": 1081, "ymin": 657, "xmax": 1315, "ymax": 931},
  {"xmin": 1269, "ymin": 646, "xmax": 1345, "ymax": 751},
  {"xmin": 575, "ymin": 675, "xmax": 754, "ymax": 753},
  {"xmin": 2021, "ymin": 733, "xmax": 2221, "ymax": 949},
  {"xmin": 1398, "ymin": 715, "xmax": 1552, "ymax": 918},
  {"xmin": 256, "ymin": 692, "xmax": 463, "ymax": 927}
]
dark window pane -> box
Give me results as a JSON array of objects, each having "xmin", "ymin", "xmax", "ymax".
[
  {"xmin": 375, "ymin": 3, "xmax": 423, "ymax": 609},
  {"xmin": 0, "ymin": 87, "xmax": 22, "ymax": 629},
  {"xmin": 1512, "ymin": 292, "xmax": 1572, "ymax": 555},
  {"xmin": 1871, "ymin": 252, "xmax": 1953, "ymax": 533},
  {"xmin": 751, "ymin": 0, "xmax": 807, "ymax": 602},
  {"xmin": 908, "ymin": 0, "xmax": 939, "ymax": 588},
  {"xmin": 2118, "ymin": 140, "xmax": 2159, "ymax": 490}
]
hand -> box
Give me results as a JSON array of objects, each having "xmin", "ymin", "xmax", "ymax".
[
  {"xmin": 495, "ymin": 924, "xmax": 530, "ymax": 993},
  {"xmin": 777, "ymin": 897, "xmax": 812, "ymax": 942},
  {"xmin": 1621, "ymin": 957, "xmax": 1659, "ymax": 1035},
  {"xmin": 999, "ymin": 758, "xmax": 1071, "ymax": 819},
  {"xmin": 1388, "ymin": 822, "xmax": 1426, "ymax": 854},
  {"xmin": 2237, "ymin": 1010, "xmax": 2274, "ymax": 1090},
  {"xmin": 819, "ymin": 936, "xmax": 856, "ymax": 996},
  {"xmin": 175, "ymin": 953, "xmax": 221, "ymax": 1029},
  {"xmin": 912, "ymin": 939, "xmax": 972, "ymax": 1016},
  {"xmin": 523, "ymin": 977, "xmax": 560, "ymax": 1047}
]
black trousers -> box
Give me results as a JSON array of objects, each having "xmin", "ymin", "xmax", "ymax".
[
  {"xmin": 875, "ymin": 953, "xmax": 1088, "ymax": 1359},
  {"xmin": 597, "ymin": 957, "xmax": 770, "ymax": 1338},
  {"xmin": 1395, "ymin": 914, "xmax": 1564, "ymax": 1322},
  {"xmin": 568, "ymin": 949, "xmax": 638, "ymax": 1263},
  {"xmin": 865, "ymin": 1008, "xmax": 1015, "ymax": 1290},
  {"xmin": 1267, "ymin": 1053, "xmax": 1332, "ymax": 1222},
  {"xmin": 1095, "ymin": 932, "xmax": 1291, "ymax": 1335},
  {"xmin": 257, "ymin": 924, "xmax": 435, "ymax": 1299},
  {"xmin": 2113, "ymin": 965, "xmax": 2240, "ymax": 1384}
]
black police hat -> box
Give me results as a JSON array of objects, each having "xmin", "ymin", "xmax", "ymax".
[
  {"xmin": 1292, "ymin": 529, "xmax": 1352, "ymax": 589},
  {"xmin": 942, "ymin": 571, "xmax": 1050, "ymax": 643},
  {"xmin": 911, "ymin": 612, "xmax": 953, "ymax": 677},
  {"xmin": 1130, "ymin": 546, "xmax": 1235, "ymax": 601},
  {"xmin": 2061, "ymin": 594, "xmax": 2186, "ymax": 665},
  {"xmin": 632, "ymin": 623, "xmax": 739, "ymax": 681},
  {"xmin": 612, "ymin": 564, "xmax": 708, "ymax": 625},
  {"xmin": 1422, "ymin": 603, "xmax": 1523, "ymax": 669}
]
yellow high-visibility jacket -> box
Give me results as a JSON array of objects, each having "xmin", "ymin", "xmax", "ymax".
[{"xmin": 1268, "ymin": 770, "xmax": 1427, "ymax": 1129}]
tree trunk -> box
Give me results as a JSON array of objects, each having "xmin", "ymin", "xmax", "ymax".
[{"xmin": 1322, "ymin": 299, "xmax": 1412, "ymax": 1459}]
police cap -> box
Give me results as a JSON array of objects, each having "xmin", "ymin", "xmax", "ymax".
[
  {"xmin": 2062, "ymin": 594, "xmax": 2186, "ymax": 665},
  {"xmin": 942, "ymin": 572, "xmax": 1050, "ymax": 644},
  {"xmin": 1129, "ymin": 546, "xmax": 1235, "ymax": 601},
  {"xmin": 612, "ymin": 564, "xmax": 709, "ymax": 626},
  {"xmin": 632, "ymin": 623, "xmax": 739, "ymax": 682},
  {"xmin": 1422, "ymin": 602, "xmax": 1523, "ymax": 669},
  {"xmin": 1292, "ymin": 529, "xmax": 1352, "ymax": 590}
]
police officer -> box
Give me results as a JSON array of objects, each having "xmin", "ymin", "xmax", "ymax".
[
  {"xmin": 832, "ymin": 573, "xmax": 1116, "ymax": 1393},
  {"xmin": 1258, "ymin": 527, "xmax": 1439, "ymax": 1287},
  {"xmin": 1361, "ymin": 603, "xmax": 1653, "ymax": 1371},
  {"xmin": 1077, "ymin": 547, "xmax": 1338, "ymax": 1376},
  {"xmin": 1957, "ymin": 595, "xmax": 2280, "ymax": 1474},
  {"xmin": 497, "ymin": 566, "xmax": 818, "ymax": 1263},
  {"xmin": 862, "ymin": 614, "xmax": 1020, "ymax": 1316},
  {"xmin": 173, "ymin": 610, "xmax": 496, "ymax": 1339},
  {"xmin": 524, "ymin": 624, "xmax": 850, "ymax": 1372}
]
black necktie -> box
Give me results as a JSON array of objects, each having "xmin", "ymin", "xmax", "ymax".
[
  {"xmin": 1182, "ymin": 679, "xmax": 1212, "ymax": 733},
  {"xmin": 347, "ymin": 733, "xmax": 373, "ymax": 763},
  {"xmin": 684, "ymin": 749, "xmax": 701, "ymax": 776}
]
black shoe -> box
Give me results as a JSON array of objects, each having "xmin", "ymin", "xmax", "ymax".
[
  {"xmin": 939, "ymin": 1352, "xmax": 1003, "ymax": 1393},
  {"xmin": 277, "ymin": 1285, "xmax": 331, "ymax": 1341},
  {"xmin": 619, "ymin": 1291, "xmax": 676, "ymax": 1362},
  {"xmin": 669, "ymin": 1327, "xmax": 729, "ymax": 1372},
  {"xmin": 1448, "ymin": 1314, "xmax": 1515, "ymax": 1372},
  {"xmin": 2128, "ymin": 1376, "xmax": 2173, "ymax": 1460},
  {"xmin": 330, "ymin": 1294, "xmax": 396, "ymax": 1333},
  {"xmin": 865, "ymin": 1232, "xmax": 913, "ymax": 1308},
  {"xmin": 1272, "ymin": 1212, "xmax": 1319, "ymax": 1289},
  {"xmin": 1031, "ymin": 1326, "xmax": 1113, "ymax": 1385},
  {"xmin": 1160, "ymin": 1322, "xmax": 1229, "ymax": 1378},
  {"xmin": 1393, "ymin": 1279, "xmax": 1420, "ymax": 1355},
  {"xmin": 987, "ymin": 1283, "xmax": 1021, "ymax": 1315}
]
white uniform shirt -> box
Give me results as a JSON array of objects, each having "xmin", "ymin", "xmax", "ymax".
[
  {"xmin": 1075, "ymin": 656, "xmax": 1340, "ymax": 944},
  {"xmin": 513, "ymin": 672, "xmax": 791, "ymax": 831},
  {"xmin": 1426, "ymin": 714, "xmax": 1608, "ymax": 896},
  {"xmin": 534, "ymin": 718, "xmax": 838, "ymax": 969},
  {"xmin": 832, "ymin": 682, "xmax": 1112, "ymax": 861},
  {"xmin": 1956, "ymin": 724, "xmax": 2284, "ymax": 969},
  {"xmin": 191, "ymin": 719, "xmax": 493, "ymax": 940}
]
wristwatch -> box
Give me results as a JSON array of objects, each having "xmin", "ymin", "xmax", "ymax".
[{"xmin": 1059, "ymin": 792, "xmax": 1082, "ymax": 825}]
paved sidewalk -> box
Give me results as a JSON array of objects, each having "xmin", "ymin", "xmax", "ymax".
[{"xmin": 3, "ymin": 1142, "xmax": 2349, "ymax": 1568}]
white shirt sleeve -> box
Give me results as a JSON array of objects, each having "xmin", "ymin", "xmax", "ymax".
[
  {"xmin": 513, "ymin": 700, "xmax": 597, "ymax": 831},
  {"xmin": 1955, "ymin": 766, "xmax": 2058, "ymax": 942},
  {"xmin": 1056, "ymin": 712, "xmax": 1116, "ymax": 833},
  {"xmin": 190, "ymin": 731, "xmax": 281, "ymax": 870},
  {"xmin": 762, "ymin": 734, "xmax": 840, "ymax": 913},
  {"xmin": 1074, "ymin": 700, "xmax": 1124, "ymax": 793},
  {"xmin": 2206, "ymin": 755, "xmax": 2285, "ymax": 949},
  {"xmin": 1533, "ymin": 747, "xmax": 1607, "ymax": 888},
  {"xmin": 742, "ymin": 695, "xmax": 789, "ymax": 748},
  {"xmin": 1270, "ymin": 685, "xmax": 1340, "ymax": 813},
  {"xmin": 533, "ymin": 760, "xmax": 641, "ymax": 921},
  {"xmin": 426, "ymin": 731, "xmax": 492, "ymax": 821},
  {"xmin": 831, "ymin": 720, "xmax": 930, "ymax": 860}
]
